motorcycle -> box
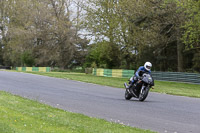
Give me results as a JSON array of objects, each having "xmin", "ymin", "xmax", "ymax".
[{"xmin": 124, "ymin": 72, "xmax": 154, "ymax": 101}]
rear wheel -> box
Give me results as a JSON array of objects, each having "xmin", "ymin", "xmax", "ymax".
[{"xmin": 125, "ymin": 89, "xmax": 132, "ymax": 100}]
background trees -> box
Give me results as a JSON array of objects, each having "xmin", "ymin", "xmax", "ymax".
[
  {"xmin": 83, "ymin": 0, "xmax": 200, "ymax": 72},
  {"xmin": 0, "ymin": 0, "xmax": 86, "ymax": 69},
  {"xmin": 0, "ymin": 0, "xmax": 199, "ymax": 72}
]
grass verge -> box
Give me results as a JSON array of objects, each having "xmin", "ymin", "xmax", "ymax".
[
  {"xmin": 0, "ymin": 91, "xmax": 155, "ymax": 133},
  {"xmin": 25, "ymin": 71, "xmax": 200, "ymax": 98}
]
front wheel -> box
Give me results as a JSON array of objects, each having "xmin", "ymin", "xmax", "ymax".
[
  {"xmin": 139, "ymin": 86, "xmax": 150, "ymax": 101},
  {"xmin": 125, "ymin": 89, "xmax": 132, "ymax": 100}
]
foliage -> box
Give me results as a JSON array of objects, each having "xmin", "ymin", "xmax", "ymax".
[
  {"xmin": 180, "ymin": 0, "xmax": 200, "ymax": 49},
  {"xmin": 85, "ymin": 41, "xmax": 120, "ymax": 68},
  {"xmin": 21, "ymin": 51, "xmax": 35, "ymax": 67},
  {"xmin": 192, "ymin": 51, "xmax": 200, "ymax": 72},
  {"xmin": 83, "ymin": 0, "xmax": 200, "ymax": 72},
  {"xmin": 0, "ymin": 0, "xmax": 88, "ymax": 69},
  {"xmin": 176, "ymin": 0, "xmax": 200, "ymax": 71},
  {"xmin": 0, "ymin": 0, "xmax": 199, "ymax": 72}
]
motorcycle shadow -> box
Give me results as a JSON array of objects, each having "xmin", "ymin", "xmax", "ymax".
[{"xmin": 123, "ymin": 98, "xmax": 157, "ymax": 103}]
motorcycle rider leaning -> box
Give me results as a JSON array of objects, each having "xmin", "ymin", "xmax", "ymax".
[{"xmin": 126, "ymin": 62, "xmax": 152, "ymax": 89}]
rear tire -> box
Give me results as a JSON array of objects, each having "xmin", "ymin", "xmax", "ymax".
[{"xmin": 125, "ymin": 89, "xmax": 132, "ymax": 100}]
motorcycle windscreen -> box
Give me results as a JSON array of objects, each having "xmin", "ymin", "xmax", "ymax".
[{"xmin": 142, "ymin": 74, "xmax": 153, "ymax": 84}]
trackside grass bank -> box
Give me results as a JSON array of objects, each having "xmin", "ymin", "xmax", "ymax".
[
  {"xmin": 0, "ymin": 91, "xmax": 155, "ymax": 133},
  {"xmin": 26, "ymin": 71, "xmax": 200, "ymax": 98}
]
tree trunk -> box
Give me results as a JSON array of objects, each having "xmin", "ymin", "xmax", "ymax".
[{"xmin": 177, "ymin": 38, "xmax": 184, "ymax": 72}]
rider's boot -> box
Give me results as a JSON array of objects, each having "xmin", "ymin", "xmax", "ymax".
[
  {"xmin": 124, "ymin": 82, "xmax": 129, "ymax": 89},
  {"xmin": 124, "ymin": 82, "xmax": 133, "ymax": 92}
]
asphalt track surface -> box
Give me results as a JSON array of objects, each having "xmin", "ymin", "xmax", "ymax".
[{"xmin": 0, "ymin": 71, "xmax": 200, "ymax": 133}]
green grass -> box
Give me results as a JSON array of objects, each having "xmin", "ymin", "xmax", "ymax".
[
  {"xmin": 25, "ymin": 71, "xmax": 200, "ymax": 98},
  {"xmin": 0, "ymin": 91, "xmax": 155, "ymax": 133},
  {"xmin": 153, "ymin": 81, "xmax": 200, "ymax": 98}
]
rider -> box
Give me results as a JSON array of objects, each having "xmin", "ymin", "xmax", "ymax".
[{"xmin": 125, "ymin": 62, "xmax": 152, "ymax": 89}]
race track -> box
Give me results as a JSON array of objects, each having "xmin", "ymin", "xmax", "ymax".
[{"xmin": 0, "ymin": 71, "xmax": 200, "ymax": 133}]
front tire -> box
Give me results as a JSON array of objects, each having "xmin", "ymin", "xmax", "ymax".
[
  {"xmin": 139, "ymin": 86, "xmax": 150, "ymax": 101},
  {"xmin": 125, "ymin": 89, "xmax": 132, "ymax": 100}
]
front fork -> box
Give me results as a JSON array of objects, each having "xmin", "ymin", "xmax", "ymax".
[
  {"xmin": 140, "ymin": 84, "xmax": 146, "ymax": 94},
  {"xmin": 140, "ymin": 84, "xmax": 151, "ymax": 94}
]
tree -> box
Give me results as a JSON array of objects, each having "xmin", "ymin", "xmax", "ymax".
[
  {"xmin": 83, "ymin": 0, "xmax": 122, "ymax": 68},
  {"xmin": 1, "ymin": 0, "xmax": 83, "ymax": 69},
  {"xmin": 180, "ymin": 0, "xmax": 200, "ymax": 72},
  {"xmin": 180, "ymin": 0, "xmax": 200, "ymax": 49},
  {"xmin": 83, "ymin": 0, "xmax": 198, "ymax": 72},
  {"xmin": 0, "ymin": 0, "xmax": 13, "ymax": 65},
  {"xmin": 21, "ymin": 51, "xmax": 35, "ymax": 67}
]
